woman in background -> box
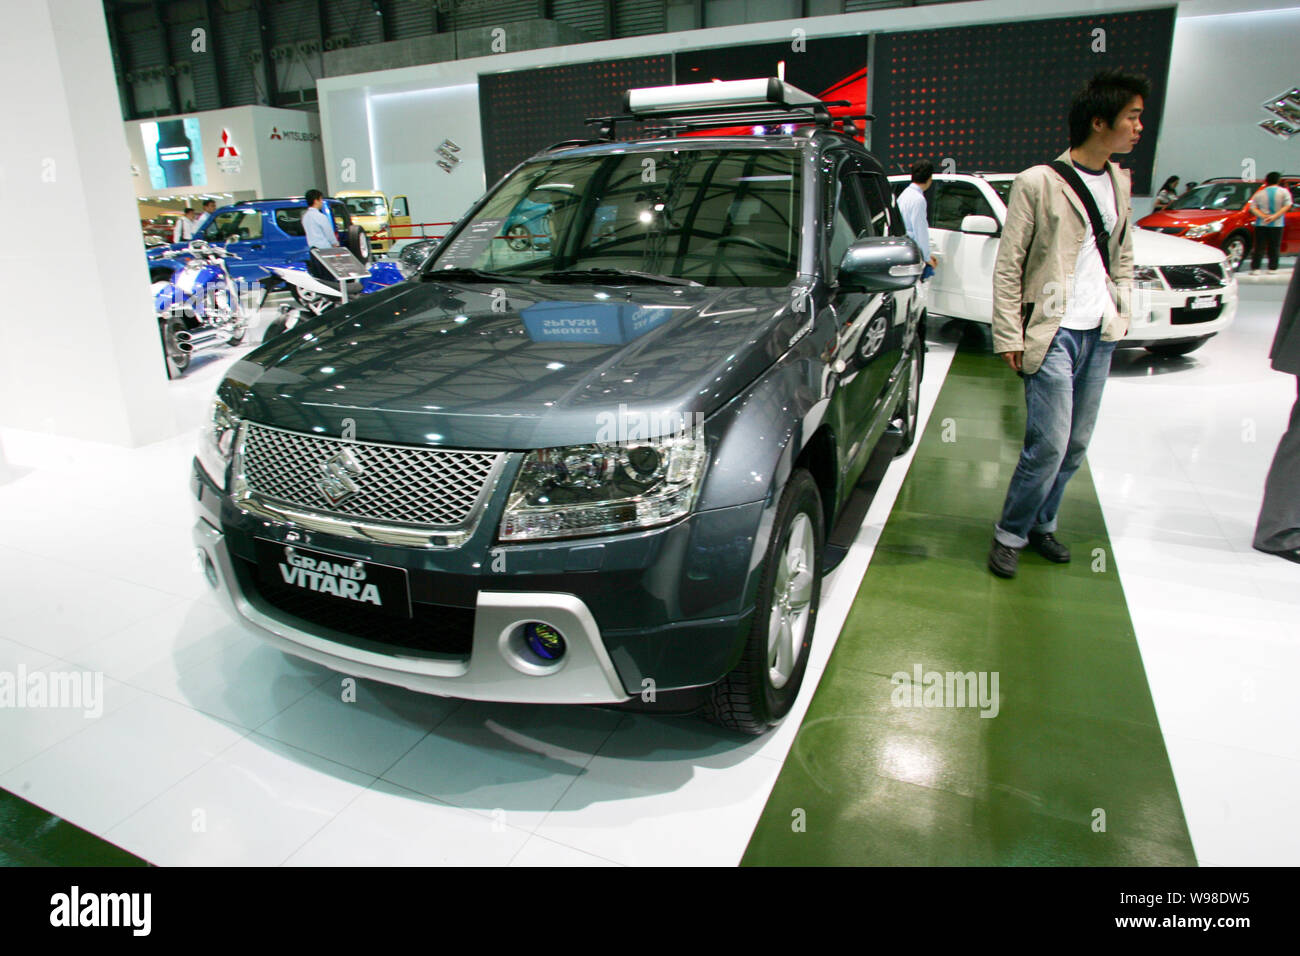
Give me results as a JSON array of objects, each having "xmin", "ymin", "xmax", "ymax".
[{"xmin": 1153, "ymin": 175, "xmax": 1180, "ymax": 210}]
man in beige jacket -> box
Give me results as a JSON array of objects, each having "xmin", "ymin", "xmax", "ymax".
[{"xmin": 988, "ymin": 70, "xmax": 1147, "ymax": 578}]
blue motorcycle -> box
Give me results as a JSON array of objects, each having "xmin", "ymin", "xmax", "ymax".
[{"xmin": 153, "ymin": 240, "xmax": 260, "ymax": 374}]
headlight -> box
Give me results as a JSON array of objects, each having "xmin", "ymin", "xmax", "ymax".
[
  {"xmin": 197, "ymin": 397, "xmax": 240, "ymax": 491},
  {"xmin": 1184, "ymin": 220, "xmax": 1224, "ymax": 239},
  {"xmin": 500, "ymin": 433, "xmax": 707, "ymax": 541}
]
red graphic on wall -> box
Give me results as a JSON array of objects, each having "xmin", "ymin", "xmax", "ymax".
[
  {"xmin": 269, "ymin": 127, "xmax": 282, "ymax": 140},
  {"xmin": 217, "ymin": 128, "xmax": 239, "ymax": 157}
]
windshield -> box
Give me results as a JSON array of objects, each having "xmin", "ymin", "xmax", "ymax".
[
  {"xmin": 343, "ymin": 196, "xmax": 387, "ymax": 217},
  {"xmin": 424, "ymin": 148, "xmax": 803, "ymax": 287},
  {"xmin": 1169, "ymin": 182, "xmax": 1254, "ymax": 211}
]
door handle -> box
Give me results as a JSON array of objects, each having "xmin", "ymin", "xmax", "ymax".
[{"xmin": 246, "ymin": 243, "xmax": 264, "ymax": 250}]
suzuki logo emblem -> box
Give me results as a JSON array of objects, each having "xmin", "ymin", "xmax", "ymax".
[{"xmin": 316, "ymin": 447, "xmax": 364, "ymax": 505}]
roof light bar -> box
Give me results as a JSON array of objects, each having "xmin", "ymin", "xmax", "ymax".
[{"xmin": 624, "ymin": 78, "xmax": 822, "ymax": 116}]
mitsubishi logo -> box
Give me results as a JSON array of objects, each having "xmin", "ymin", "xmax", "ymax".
[
  {"xmin": 217, "ymin": 128, "xmax": 239, "ymax": 157},
  {"xmin": 269, "ymin": 126, "xmax": 282, "ymax": 140},
  {"xmin": 316, "ymin": 447, "xmax": 364, "ymax": 506}
]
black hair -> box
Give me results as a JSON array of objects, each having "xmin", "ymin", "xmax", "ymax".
[
  {"xmin": 1159, "ymin": 176, "xmax": 1179, "ymax": 192},
  {"xmin": 1068, "ymin": 70, "xmax": 1151, "ymax": 148},
  {"xmin": 910, "ymin": 160, "xmax": 934, "ymax": 184},
  {"xmin": 1265, "ymin": 171, "xmax": 1281, "ymax": 186},
  {"xmin": 1184, "ymin": 181, "xmax": 1198, "ymax": 192},
  {"xmin": 305, "ymin": 188, "xmax": 323, "ymax": 205},
  {"xmin": 183, "ymin": 207, "xmax": 194, "ymax": 214},
  {"xmin": 202, "ymin": 198, "xmax": 216, "ymax": 207}
]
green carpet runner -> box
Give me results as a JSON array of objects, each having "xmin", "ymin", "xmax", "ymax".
[{"xmin": 742, "ymin": 342, "xmax": 1196, "ymax": 866}]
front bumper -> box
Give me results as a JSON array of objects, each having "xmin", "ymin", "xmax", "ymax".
[
  {"xmin": 192, "ymin": 459, "xmax": 765, "ymax": 704},
  {"xmin": 1121, "ymin": 280, "xmax": 1238, "ymax": 346}
]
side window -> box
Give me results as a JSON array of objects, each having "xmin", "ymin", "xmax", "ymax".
[
  {"xmin": 860, "ymin": 174, "xmax": 899, "ymax": 237},
  {"xmin": 275, "ymin": 208, "xmax": 306, "ymax": 237},
  {"xmin": 1289, "ymin": 184, "xmax": 1300, "ymax": 206},
  {"xmin": 931, "ymin": 181, "xmax": 995, "ymax": 231},
  {"xmin": 827, "ymin": 160, "xmax": 872, "ymax": 271}
]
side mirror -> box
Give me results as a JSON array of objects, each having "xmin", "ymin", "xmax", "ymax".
[
  {"xmin": 960, "ymin": 214, "xmax": 999, "ymax": 235},
  {"xmin": 838, "ymin": 236, "xmax": 924, "ymax": 292}
]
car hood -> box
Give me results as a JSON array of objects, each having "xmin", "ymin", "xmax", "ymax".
[
  {"xmin": 1138, "ymin": 208, "xmax": 1241, "ymax": 227},
  {"xmin": 1132, "ymin": 228, "xmax": 1230, "ymax": 267},
  {"xmin": 225, "ymin": 278, "xmax": 803, "ymax": 450}
]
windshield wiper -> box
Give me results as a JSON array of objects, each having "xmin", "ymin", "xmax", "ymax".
[
  {"xmin": 421, "ymin": 267, "xmax": 529, "ymax": 283},
  {"xmin": 533, "ymin": 268, "xmax": 702, "ymax": 287}
]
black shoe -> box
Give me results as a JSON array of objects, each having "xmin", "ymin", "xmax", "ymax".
[
  {"xmin": 988, "ymin": 539, "xmax": 1021, "ymax": 578},
  {"xmin": 1029, "ymin": 531, "xmax": 1071, "ymax": 563},
  {"xmin": 1254, "ymin": 544, "xmax": 1300, "ymax": 565}
]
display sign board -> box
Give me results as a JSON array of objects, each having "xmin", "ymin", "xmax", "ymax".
[{"xmin": 311, "ymin": 247, "xmax": 369, "ymax": 280}]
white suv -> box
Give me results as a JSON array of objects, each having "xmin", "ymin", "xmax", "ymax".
[{"xmin": 889, "ymin": 172, "xmax": 1238, "ymax": 356}]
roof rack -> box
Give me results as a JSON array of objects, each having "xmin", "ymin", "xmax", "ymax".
[{"xmin": 584, "ymin": 77, "xmax": 869, "ymax": 141}]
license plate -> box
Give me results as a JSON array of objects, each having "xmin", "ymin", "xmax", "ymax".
[
  {"xmin": 255, "ymin": 539, "xmax": 411, "ymax": 619},
  {"xmin": 1188, "ymin": 294, "xmax": 1218, "ymax": 310}
]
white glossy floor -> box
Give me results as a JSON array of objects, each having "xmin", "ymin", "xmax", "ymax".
[
  {"xmin": 1, "ymin": 277, "xmax": 1295, "ymax": 866},
  {"xmin": 1091, "ymin": 274, "xmax": 1300, "ymax": 868}
]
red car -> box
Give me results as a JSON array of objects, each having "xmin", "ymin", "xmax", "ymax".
[{"xmin": 1138, "ymin": 177, "xmax": 1300, "ymax": 271}]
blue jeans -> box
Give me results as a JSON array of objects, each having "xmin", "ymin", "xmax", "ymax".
[{"xmin": 994, "ymin": 327, "xmax": 1116, "ymax": 549}]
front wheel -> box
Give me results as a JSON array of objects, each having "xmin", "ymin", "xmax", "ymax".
[
  {"xmin": 1222, "ymin": 232, "xmax": 1250, "ymax": 272},
  {"xmin": 893, "ymin": 338, "xmax": 923, "ymax": 455},
  {"xmin": 1145, "ymin": 336, "xmax": 1211, "ymax": 357},
  {"xmin": 703, "ymin": 468, "xmax": 824, "ymax": 735}
]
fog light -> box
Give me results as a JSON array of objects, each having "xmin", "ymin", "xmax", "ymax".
[{"xmin": 524, "ymin": 622, "xmax": 565, "ymax": 661}]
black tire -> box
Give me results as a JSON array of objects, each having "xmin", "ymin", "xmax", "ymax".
[
  {"xmin": 894, "ymin": 332, "xmax": 924, "ymax": 456},
  {"xmin": 1145, "ymin": 336, "xmax": 1211, "ymax": 357},
  {"xmin": 1222, "ymin": 232, "xmax": 1250, "ymax": 272},
  {"xmin": 160, "ymin": 314, "xmax": 190, "ymax": 373},
  {"xmin": 703, "ymin": 468, "xmax": 824, "ymax": 735},
  {"xmin": 346, "ymin": 224, "xmax": 371, "ymax": 263}
]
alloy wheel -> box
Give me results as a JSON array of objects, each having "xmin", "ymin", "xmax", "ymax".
[{"xmin": 768, "ymin": 512, "xmax": 815, "ymax": 690}]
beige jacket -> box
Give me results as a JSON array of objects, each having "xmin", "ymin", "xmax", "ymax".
[{"xmin": 992, "ymin": 149, "xmax": 1134, "ymax": 374}]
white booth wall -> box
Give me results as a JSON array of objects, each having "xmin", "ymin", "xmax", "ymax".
[
  {"xmin": 126, "ymin": 105, "xmax": 327, "ymax": 204},
  {"xmin": 0, "ymin": 0, "xmax": 176, "ymax": 447},
  {"xmin": 1146, "ymin": 4, "xmax": 1300, "ymax": 216}
]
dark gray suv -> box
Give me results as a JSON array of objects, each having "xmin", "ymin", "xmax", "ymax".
[{"xmin": 191, "ymin": 80, "xmax": 924, "ymax": 734}]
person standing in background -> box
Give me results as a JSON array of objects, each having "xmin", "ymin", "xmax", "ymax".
[
  {"xmin": 1153, "ymin": 175, "xmax": 1179, "ymax": 210},
  {"xmin": 194, "ymin": 198, "xmax": 217, "ymax": 237},
  {"xmin": 897, "ymin": 160, "xmax": 938, "ymax": 281},
  {"xmin": 1248, "ymin": 172, "xmax": 1292, "ymax": 275},
  {"xmin": 1253, "ymin": 259, "xmax": 1300, "ymax": 564},
  {"xmin": 172, "ymin": 207, "xmax": 197, "ymax": 243},
  {"xmin": 302, "ymin": 189, "xmax": 338, "ymax": 283}
]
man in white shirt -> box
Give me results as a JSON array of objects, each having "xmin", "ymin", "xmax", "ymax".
[
  {"xmin": 302, "ymin": 189, "xmax": 340, "ymax": 286},
  {"xmin": 193, "ymin": 199, "xmax": 217, "ymax": 238},
  {"xmin": 172, "ymin": 207, "xmax": 197, "ymax": 243},
  {"xmin": 897, "ymin": 161, "xmax": 938, "ymax": 280},
  {"xmin": 988, "ymin": 70, "xmax": 1147, "ymax": 579}
]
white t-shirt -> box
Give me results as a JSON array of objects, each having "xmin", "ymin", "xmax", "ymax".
[{"xmin": 1060, "ymin": 165, "xmax": 1118, "ymax": 331}]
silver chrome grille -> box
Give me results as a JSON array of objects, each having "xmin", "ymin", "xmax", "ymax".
[{"xmin": 236, "ymin": 422, "xmax": 502, "ymax": 528}]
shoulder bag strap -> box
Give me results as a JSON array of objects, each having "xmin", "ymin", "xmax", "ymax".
[{"xmin": 1049, "ymin": 160, "xmax": 1111, "ymax": 278}]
